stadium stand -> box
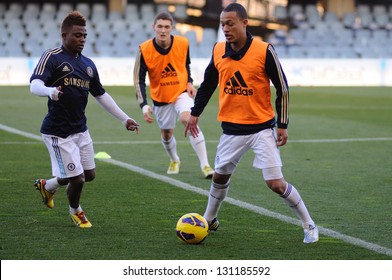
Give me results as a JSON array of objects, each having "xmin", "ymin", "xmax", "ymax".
[
  {"xmin": 269, "ymin": 2, "xmax": 392, "ymax": 58},
  {"xmin": 0, "ymin": 1, "xmax": 391, "ymax": 58}
]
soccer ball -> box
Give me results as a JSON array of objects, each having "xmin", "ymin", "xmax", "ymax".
[{"xmin": 176, "ymin": 213, "xmax": 209, "ymax": 244}]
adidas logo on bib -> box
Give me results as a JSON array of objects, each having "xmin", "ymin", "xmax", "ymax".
[{"xmin": 224, "ymin": 71, "xmax": 253, "ymax": 96}]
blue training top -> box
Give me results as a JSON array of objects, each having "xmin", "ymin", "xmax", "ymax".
[{"xmin": 30, "ymin": 47, "xmax": 106, "ymax": 138}]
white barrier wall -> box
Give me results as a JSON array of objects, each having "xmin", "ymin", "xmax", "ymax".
[{"xmin": 0, "ymin": 57, "xmax": 391, "ymax": 87}]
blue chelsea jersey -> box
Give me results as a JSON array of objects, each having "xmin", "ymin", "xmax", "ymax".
[{"xmin": 30, "ymin": 47, "xmax": 106, "ymax": 138}]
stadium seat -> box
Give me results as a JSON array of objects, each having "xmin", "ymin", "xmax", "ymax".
[
  {"xmin": 173, "ymin": 4, "xmax": 188, "ymax": 21},
  {"xmin": 306, "ymin": 47, "xmax": 324, "ymax": 58},
  {"xmin": 82, "ymin": 42, "xmax": 96, "ymax": 57},
  {"xmin": 58, "ymin": 3, "xmax": 73, "ymax": 14},
  {"xmin": 108, "ymin": 11, "xmax": 123, "ymax": 22},
  {"xmin": 95, "ymin": 44, "xmax": 115, "ymax": 57},
  {"xmin": 287, "ymin": 46, "xmax": 306, "ymax": 58},
  {"xmin": 22, "ymin": 3, "xmax": 40, "ymax": 22},
  {"xmin": 324, "ymin": 11, "xmax": 338, "ymax": 23},
  {"xmin": 0, "ymin": 21, "xmax": 7, "ymax": 38},
  {"xmin": 372, "ymin": 29, "xmax": 388, "ymax": 42},
  {"xmin": 185, "ymin": 30, "xmax": 198, "ymax": 47},
  {"xmin": 24, "ymin": 41, "xmax": 44, "ymax": 57},
  {"xmin": 374, "ymin": 13, "xmax": 389, "ymax": 29},
  {"xmin": 288, "ymin": 28, "xmax": 305, "ymax": 44},
  {"xmin": 323, "ymin": 46, "xmax": 341, "ymax": 58},
  {"xmin": 0, "ymin": 2, "xmax": 6, "ymax": 16},
  {"xmin": 91, "ymin": 3, "xmax": 107, "ymax": 24},
  {"xmin": 124, "ymin": 3, "xmax": 139, "ymax": 21},
  {"xmin": 339, "ymin": 47, "xmax": 358, "ymax": 58},
  {"xmin": 357, "ymin": 4, "xmax": 371, "ymax": 16},
  {"xmin": 334, "ymin": 29, "xmax": 354, "ymax": 47},
  {"xmin": 111, "ymin": 20, "xmax": 130, "ymax": 38},
  {"xmin": 139, "ymin": 3, "xmax": 155, "ymax": 25},
  {"xmin": 4, "ymin": 38, "xmax": 25, "ymax": 57},
  {"xmin": 157, "ymin": 4, "xmax": 169, "ymax": 13},
  {"xmin": 342, "ymin": 12, "xmax": 356, "ymax": 28},
  {"xmin": 8, "ymin": 2, "xmax": 23, "ymax": 15},
  {"xmin": 41, "ymin": 37, "xmax": 61, "ymax": 50},
  {"xmin": 128, "ymin": 20, "xmax": 145, "ymax": 37},
  {"xmin": 274, "ymin": 5, "xmax": 288, "ymax": 20},
  {"xmin": 272, "ymin": 45, "xmax": 287, "ymax": 58},
  {"xmin": 288, "ymin": 4, "xmax": 303, "ymax": 19},
  {"xmin": 0, "ymin": 43, "xmax": 5, "ymax": 56},
  {"xmin": 140, "ymin": 13, "xmax": 155, "ymax": 27},
  {"xmin": 76, "ymin": 3, "xmax": 91, "ymax": 18},
  {"xmin": 3, "ymin": 4, "xmax": 23, "ymax": 22},
  {"xmin": 373, "ymin": 5, "xmax": 387, "ymax": 15},
  {"xmin": 200, "ymin": 28, "xmax": 217, "ymax": 49}
]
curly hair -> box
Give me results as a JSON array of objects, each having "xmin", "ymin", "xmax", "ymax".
[{"xmin": 61, "ymin": 11, "xmax": 86, "ymax": 33}]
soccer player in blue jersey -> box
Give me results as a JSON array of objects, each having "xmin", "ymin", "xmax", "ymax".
[{"xmin": 30, "ymin": 11, "xmax": 139, "ymax": 228}]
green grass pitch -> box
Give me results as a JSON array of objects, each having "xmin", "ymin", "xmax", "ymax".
[{"xmin": 0, "ymin": 85, "xmax": 391, "ymax": 260}]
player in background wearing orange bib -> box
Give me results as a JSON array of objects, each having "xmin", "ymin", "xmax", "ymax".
[
  {"xmin": 134, "ymin": 12, "xmax": 214, "ymax": 179},
  {"xmin": 185, "ymin": 3, "xmax": 319, "ymax": 243}
]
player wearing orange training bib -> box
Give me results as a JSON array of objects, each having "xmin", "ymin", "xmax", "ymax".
[
  {"xmin": 185, "ymin": 3, "xmax": 318, "ymax": 243},
  {"xmin": 133, "ymin": 11, "xmax": 214, "ymax": 179}
]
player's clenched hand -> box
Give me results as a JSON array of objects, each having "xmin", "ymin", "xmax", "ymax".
[
  {"xmin": 187, "ymin": 82, "xmax": 197, "ymax": 98},
  {"xmin": 185, "ymin": 115, "xmax": 199, "ymax": 138},
  {"xmin": 142, "ymin": 105, "xmax": 154, "ymax": 123},
  {"xmin": 50, "ymin": 86, "xmax": 63, "ymax": 101},
  {"xmin": 276, "ymin": 128, "xmax": 288, "ymax": 147},
  {"xmin": 125, "ymin": 118, "xmax": 140, "ymax": 134}
]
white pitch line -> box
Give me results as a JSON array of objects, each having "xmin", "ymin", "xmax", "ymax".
[
  {"xmin": 1, "ymin": 123, "xmax": 392, "ymax": 256},
  {"xmin": 1, "ymin": 124, "xmax": 392, "ymax": 145},
  {"xmin": 0, "ymin": 124, "xmax": 42, "ymax": 141},
  {"xmin": 93, "ymin": 138, "xmax": 392, "ymax": 144},
  {"xmin": 99, "ymin": 158, "xmax": 392, "ymax": 257}
]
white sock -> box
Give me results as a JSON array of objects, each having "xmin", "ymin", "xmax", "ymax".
[
  {"xmin": 45, "ymin": 177, "xmax": 62, "ymax": 193},
  {"xmin": 281, "ymin": 183, "xmax": 315, "ymax": 229},
  {"xmin": 162, "ymin": 136, "xmax": 180, "ymax": 162},
  {"xmin": 204, "ymin": 180, "xmax": 230, "ymax": 222},
  {"xmin": 188, "ymin": 128, "xmax": 210, "ymax": 169},
  {"xmin": 69, "ymin": 205, "xmax": 83, "ymax": 215}
]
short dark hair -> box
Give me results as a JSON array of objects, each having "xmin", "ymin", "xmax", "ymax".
[
  {"xmin": 61, "ymin": 11, "xmax": 86, "ymax": 33},
  {"xmin": 153, "ymin": 11, "xmax": 174, "ymax": 25},
  {"xmin": 222, "ymin": 3, "xmax": 248, "ymax": 20}
]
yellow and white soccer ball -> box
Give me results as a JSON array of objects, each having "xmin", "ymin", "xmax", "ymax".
[{"xmin": 176, "ymin": 213, "xmax": 209, "ymax": 244}]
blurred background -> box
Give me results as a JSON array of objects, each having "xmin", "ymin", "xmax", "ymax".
[
  {"xmin": 0, "ymin": 0, "xmax": 391, "ymax": 59},
  {"xmin": 0, "ymin": 0, "xmax": 391, "ymax": 86}
]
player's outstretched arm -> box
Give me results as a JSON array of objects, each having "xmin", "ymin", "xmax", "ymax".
[{"xmin": 95, "ymin": 92, "xmax": 139, "ymax": 133}]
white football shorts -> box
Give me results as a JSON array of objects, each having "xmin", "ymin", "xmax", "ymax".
[
  {"xmin": 153, "ymin": 91, "xmax": 194, "ymax": 129},
  {"xmin": 214, "ymin": 128, "xmax": 283, "ymax": 180},
  {"xmin": 42, "ymin": 130, "xmax": 95, "ymax": 178}
]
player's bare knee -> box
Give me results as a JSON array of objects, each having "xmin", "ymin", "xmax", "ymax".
[
  {"xmin": 161, "ymin": 129, "xmax": 173, "ymax": 141},
  {"xmin": 57, "ymin": 177, "xmax": 69, "ymax": 186},
  {"xmin": 212, "ymin": 173, "xmax": 231, "ymax": 185},
  {"xmin": 265, "ymin": 179, "xmax": 286, "ymax": 195},
  {"xmin": 84, "ymin": 169, "xmax": 96, "ymax": 182}
]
